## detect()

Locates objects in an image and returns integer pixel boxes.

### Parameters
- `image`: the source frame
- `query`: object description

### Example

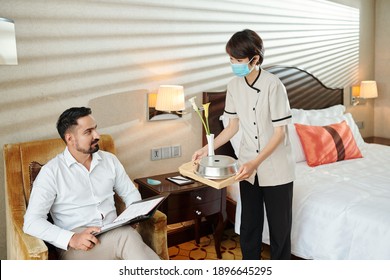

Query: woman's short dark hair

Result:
[225,29,264,66]
[56,107,92,142]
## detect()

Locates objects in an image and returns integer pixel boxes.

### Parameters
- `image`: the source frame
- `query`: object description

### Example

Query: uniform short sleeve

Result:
[269,79,292,127]
[223,87,238,119]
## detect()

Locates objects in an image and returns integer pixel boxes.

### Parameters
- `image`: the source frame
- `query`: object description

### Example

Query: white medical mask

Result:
[230,57,255,77]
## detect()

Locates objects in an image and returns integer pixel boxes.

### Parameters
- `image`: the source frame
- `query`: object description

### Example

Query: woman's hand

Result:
[68,227,100,251]
[235,160,258,181]
[234,126,286,181]
[192,147,208,162]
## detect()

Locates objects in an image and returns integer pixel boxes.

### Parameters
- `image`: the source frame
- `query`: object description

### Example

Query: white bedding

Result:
[227,143,390,259]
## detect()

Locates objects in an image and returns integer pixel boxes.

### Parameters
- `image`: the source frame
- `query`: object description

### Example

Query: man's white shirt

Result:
[23,147,141,250]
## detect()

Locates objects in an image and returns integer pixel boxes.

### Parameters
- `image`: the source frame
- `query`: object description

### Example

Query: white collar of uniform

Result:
[63,146,102,167]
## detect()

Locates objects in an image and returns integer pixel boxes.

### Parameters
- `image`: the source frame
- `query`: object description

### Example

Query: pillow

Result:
[343,113,365,149]
[289,111,310,162]
[302,104,346,118]
[29,161,44,191]
[308,113,365,150]
[291,108,310,124]
[287,123,306,162]
[291,107,348,163]
[294,121,362,167]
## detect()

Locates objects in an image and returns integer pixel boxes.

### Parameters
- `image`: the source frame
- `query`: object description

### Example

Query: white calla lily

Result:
[188,97,199,111]
[189,96,211,135]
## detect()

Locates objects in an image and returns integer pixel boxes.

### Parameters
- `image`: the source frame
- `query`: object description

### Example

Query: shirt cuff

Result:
[272,115,292,126]
[223,111,238,119]
[55,229,75,251]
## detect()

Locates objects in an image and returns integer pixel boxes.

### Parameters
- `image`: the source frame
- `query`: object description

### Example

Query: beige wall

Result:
[331,0,390,138]
[328,0,376,138]
[0,0,378,259]
[374,0,390,138]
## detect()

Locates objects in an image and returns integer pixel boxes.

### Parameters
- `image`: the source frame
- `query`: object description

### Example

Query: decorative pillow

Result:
[290,105,345,162]
[294,121,362,167]
[308,113,365,150]
[29,161,44,191]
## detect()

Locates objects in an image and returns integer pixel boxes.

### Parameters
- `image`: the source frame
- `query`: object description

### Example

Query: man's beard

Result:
[76,139,100,154]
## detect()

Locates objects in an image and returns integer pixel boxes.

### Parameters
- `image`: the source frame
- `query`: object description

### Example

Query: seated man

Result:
[23,107,159,260]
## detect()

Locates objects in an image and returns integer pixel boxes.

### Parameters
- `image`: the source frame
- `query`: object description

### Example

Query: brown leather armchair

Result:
[3,134,169,260]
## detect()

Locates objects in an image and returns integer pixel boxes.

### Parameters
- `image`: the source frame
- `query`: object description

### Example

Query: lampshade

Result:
[0,17,18,65]
[155,85,185,111]
[360,81,378,99]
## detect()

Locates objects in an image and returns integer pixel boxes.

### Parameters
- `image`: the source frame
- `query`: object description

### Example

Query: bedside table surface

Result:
[364,136,390,146]
[134,172,206,194]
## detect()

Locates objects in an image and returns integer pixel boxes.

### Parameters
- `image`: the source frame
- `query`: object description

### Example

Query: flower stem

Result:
[195,110,210,135]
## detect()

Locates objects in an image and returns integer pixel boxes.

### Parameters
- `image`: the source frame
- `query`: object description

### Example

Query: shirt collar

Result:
[245,68,261,92]
[63,146,102,167]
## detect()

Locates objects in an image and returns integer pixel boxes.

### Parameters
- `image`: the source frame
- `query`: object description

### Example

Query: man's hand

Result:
[68,227,101,251]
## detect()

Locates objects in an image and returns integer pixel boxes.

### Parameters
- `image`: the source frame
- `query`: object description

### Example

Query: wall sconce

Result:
[351,81,378,106]
[148,85,185,121]
[0,17,18,65]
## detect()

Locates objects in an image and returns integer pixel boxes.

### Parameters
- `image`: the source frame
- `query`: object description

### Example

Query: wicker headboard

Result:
[203,65,344,157]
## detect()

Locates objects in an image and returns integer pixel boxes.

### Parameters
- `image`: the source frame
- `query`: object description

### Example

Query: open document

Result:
[94,193,169,236]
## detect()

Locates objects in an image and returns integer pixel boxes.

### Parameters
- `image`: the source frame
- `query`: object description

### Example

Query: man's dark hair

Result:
[225,29,264,66]
[57,107,92,142]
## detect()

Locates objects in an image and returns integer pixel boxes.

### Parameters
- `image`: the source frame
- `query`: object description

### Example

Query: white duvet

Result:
[227,143,390,259]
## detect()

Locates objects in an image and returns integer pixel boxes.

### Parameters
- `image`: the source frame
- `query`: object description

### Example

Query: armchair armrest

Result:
[137,210,169,260]
[4,143,49,260]
[6,210,49,260]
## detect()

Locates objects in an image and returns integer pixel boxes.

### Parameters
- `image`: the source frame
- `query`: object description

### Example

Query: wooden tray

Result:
[178,161,237,189]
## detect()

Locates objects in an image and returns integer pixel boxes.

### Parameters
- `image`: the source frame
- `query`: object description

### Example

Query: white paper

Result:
[167,176,193,185]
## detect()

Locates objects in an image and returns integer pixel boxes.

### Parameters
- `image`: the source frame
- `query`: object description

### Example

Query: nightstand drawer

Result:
[191,188,221,204]
[167,199,221,222]
[167,188,221,210]
[193,199,221,217]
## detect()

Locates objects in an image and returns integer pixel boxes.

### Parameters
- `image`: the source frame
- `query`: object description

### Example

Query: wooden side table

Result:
[134,172,227,259]
[364,136,390,146]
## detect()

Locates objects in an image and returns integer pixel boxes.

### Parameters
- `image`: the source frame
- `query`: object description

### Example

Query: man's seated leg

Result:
[58,226,160,260]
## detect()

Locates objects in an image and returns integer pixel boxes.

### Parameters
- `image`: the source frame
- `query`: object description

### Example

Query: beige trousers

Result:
[58,226,160,260]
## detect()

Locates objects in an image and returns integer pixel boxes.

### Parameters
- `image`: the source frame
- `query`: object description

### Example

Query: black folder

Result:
[93,193,169,236]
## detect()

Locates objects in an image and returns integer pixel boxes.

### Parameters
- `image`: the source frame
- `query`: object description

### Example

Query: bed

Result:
[203,65,390,260]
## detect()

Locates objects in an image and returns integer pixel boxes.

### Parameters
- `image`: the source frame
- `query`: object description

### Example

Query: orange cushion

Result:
[294,121,362,167]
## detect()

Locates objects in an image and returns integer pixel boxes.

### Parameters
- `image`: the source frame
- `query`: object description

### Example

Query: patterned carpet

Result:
[168,227,271,260]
